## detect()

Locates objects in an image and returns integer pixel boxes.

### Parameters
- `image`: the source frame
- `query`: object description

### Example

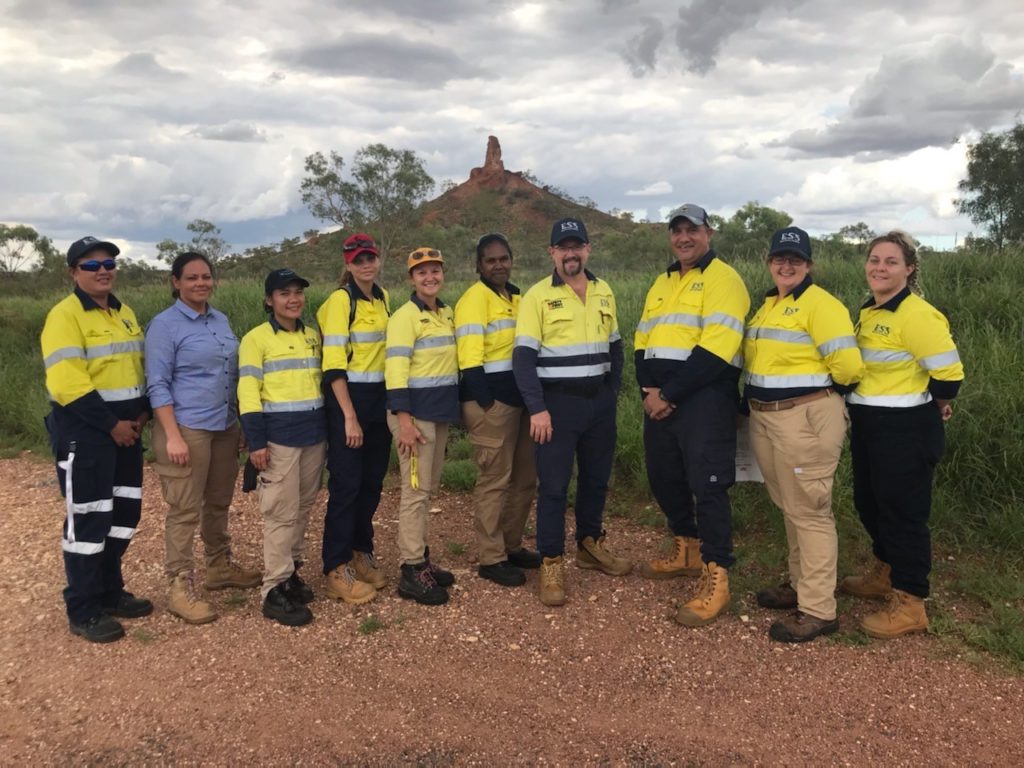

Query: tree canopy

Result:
[957,122,1024,250]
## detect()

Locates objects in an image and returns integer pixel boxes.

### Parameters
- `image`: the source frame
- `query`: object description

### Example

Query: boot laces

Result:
[657,537,684,566]
[417,566,439,588]
[360,552,380,570]
[339,565,357,585]
[542,559,564,587]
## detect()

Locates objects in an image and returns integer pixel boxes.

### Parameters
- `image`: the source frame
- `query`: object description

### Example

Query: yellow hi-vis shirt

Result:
[41,287,146,434]
[847,287,964,408]
[385,293,459,423]
[237,318,325,449]
[744,276,864,399]
[316,282,390,384]
[454,278,522,407]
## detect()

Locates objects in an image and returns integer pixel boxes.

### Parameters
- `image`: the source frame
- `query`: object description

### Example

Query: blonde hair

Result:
[866,230,922,295]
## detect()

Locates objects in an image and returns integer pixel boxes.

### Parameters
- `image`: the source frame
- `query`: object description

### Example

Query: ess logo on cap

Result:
[780,232,801,244]
[560,221,580,232]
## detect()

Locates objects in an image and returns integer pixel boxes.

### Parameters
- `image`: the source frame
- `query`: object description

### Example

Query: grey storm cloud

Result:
[276,34,484,86]
[189,122,268,143]
[111,52,184,79]
[623,17,664,77]
[775,35,1024,157]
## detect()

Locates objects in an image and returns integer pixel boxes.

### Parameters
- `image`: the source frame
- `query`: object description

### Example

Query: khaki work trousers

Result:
[462,400,536,566]
[152,421,241,580]
[748,393,847,620]
[258,441,326,598]
[387,414,448,565]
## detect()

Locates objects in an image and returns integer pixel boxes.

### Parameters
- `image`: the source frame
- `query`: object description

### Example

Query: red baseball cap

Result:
[342,233,379,264]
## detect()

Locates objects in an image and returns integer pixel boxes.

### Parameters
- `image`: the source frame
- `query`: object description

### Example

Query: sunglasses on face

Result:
[410,249,441,260]
[351,253,379,265]
[344,238,376,252]
[78,259,117,272]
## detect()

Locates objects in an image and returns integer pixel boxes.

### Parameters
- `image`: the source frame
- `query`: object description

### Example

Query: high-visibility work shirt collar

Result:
[349,281,386,303]
[550,268,598,287]
[862,286,911,312]
[765,273,814,301]
[268,315,306,334]
[666,249,716,276]
[74,285,122,312]
[480,276,521,298]
[410,292,447,312]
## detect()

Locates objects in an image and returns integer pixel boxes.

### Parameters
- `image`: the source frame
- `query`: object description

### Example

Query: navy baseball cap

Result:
[264,268,310,294]
[769,226,813,261]
[550,218,589,246]
[67,236,120,266]
[667,204,710,228]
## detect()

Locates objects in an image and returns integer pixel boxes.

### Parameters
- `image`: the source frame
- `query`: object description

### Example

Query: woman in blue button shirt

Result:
[145,252,261,625]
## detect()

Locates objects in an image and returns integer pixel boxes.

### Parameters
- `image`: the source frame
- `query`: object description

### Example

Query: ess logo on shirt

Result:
[691,282,703,291]
[783,307,800,316]
[600,298,610,308]
[873,324,891,336]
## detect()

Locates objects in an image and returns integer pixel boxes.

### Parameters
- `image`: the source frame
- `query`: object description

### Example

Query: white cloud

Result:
[625,181,674,197]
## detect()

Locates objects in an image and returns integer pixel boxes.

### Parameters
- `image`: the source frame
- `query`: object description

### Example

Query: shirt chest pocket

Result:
[544,307,577,341]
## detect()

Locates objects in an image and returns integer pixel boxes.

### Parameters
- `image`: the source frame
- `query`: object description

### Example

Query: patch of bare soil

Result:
[1,455,1021,766]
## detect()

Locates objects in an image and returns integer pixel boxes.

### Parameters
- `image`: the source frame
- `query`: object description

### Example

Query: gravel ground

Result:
[1,455,1022,766]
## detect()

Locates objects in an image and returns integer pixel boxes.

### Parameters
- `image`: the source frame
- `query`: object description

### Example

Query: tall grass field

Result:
[2,248,1022,660]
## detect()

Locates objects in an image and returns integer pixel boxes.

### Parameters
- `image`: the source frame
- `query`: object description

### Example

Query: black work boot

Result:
[69,614,125,643]
[106,591,154,618]
[398,563,449,605]
[423,546,455,587]
[507,548,542,569]
[283,563,314,604]
[478,561,526,587]
[756,582,798,610]
[262,583,313,626]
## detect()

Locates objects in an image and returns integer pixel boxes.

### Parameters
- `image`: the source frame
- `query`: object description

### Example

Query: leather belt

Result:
[749,388,835,412]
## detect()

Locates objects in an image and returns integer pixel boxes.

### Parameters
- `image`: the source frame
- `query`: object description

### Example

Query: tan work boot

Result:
[674,561,730,627]
[576,535,633,576]
[167,573,217,625]
[538,556,567,606]
[205,554,261,590]
[861,589,929,639]
[639,536,702,579]
[840,558,892,600]
[325,564,378,605]
[352,550,387,589]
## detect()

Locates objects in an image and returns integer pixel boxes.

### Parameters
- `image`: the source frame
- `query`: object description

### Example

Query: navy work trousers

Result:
[535,385,616,558]
[849,403,944,598]
[55,437,143,625]
[322,393,392,573]
[643,385,736,568]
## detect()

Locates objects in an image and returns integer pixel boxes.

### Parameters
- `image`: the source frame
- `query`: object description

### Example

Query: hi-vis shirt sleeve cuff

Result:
[928,377,961,400]
[323,369,349,386]
[386,388,412,413]
[512,346,546,415]
[240,413,267,451]
[64,390,120,434]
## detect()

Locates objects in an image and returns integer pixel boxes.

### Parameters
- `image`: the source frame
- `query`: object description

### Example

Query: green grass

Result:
[357,615,386,635]
[445,541,466,556]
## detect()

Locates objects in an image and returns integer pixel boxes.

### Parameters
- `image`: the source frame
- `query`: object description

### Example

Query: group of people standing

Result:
[40,205,963,645]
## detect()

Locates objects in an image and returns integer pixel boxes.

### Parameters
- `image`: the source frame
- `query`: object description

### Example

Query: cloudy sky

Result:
[2,0,1023,259]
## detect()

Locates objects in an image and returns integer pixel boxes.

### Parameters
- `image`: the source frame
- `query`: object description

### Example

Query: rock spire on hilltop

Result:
[470,135,506,180]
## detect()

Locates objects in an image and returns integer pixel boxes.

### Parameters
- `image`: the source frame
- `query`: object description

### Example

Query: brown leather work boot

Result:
[576,534,633,576]
[639,536,702,580]
[538,556,567,606]
[352,550,387,589]
[769,611,839,643]
[839,558,892,600]
[205,554,261,590]
[674,561,730,627]
[756,582,798,609]
[324,564,378,605]
[861,589,929,639]
[167,573,217,625]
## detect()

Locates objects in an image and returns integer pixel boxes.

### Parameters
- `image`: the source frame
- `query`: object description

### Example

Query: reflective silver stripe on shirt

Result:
[920,350,962,370]
[514,334,541,351]
[456,324,485,338]
[386,346,413,358]
[537,363,610,379]
[414,336,456,350]
[44,346,85,369]
[485,318,516,333]
[538,341,609,358]
[263,397,324,412]
[85,340,144,359]
[97,386,144,402]
[705,312,744,334]
[745,373,832,388]
[347,371,385,383]
[644,346,693,361]
[861,349,914,363]
[239,365,264,379]
[731,353,744,368]
[483,359,513,373]
[846,392,932,407]
[746,327,813,345]
[350,331,385,343]
[609,331,621,343]
[408,375,459,388]
[264,357,319,373]
[322,334,349,347]
[817,336,858,356]
[646,313,702,332]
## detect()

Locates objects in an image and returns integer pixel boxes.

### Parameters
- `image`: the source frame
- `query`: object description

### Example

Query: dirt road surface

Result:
[1,456,1021,766]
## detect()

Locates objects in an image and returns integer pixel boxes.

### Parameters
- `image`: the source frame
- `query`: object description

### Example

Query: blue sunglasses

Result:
[78,259,117,272]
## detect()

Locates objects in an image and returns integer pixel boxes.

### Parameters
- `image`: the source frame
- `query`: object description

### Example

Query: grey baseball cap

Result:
[667,204,710,228]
